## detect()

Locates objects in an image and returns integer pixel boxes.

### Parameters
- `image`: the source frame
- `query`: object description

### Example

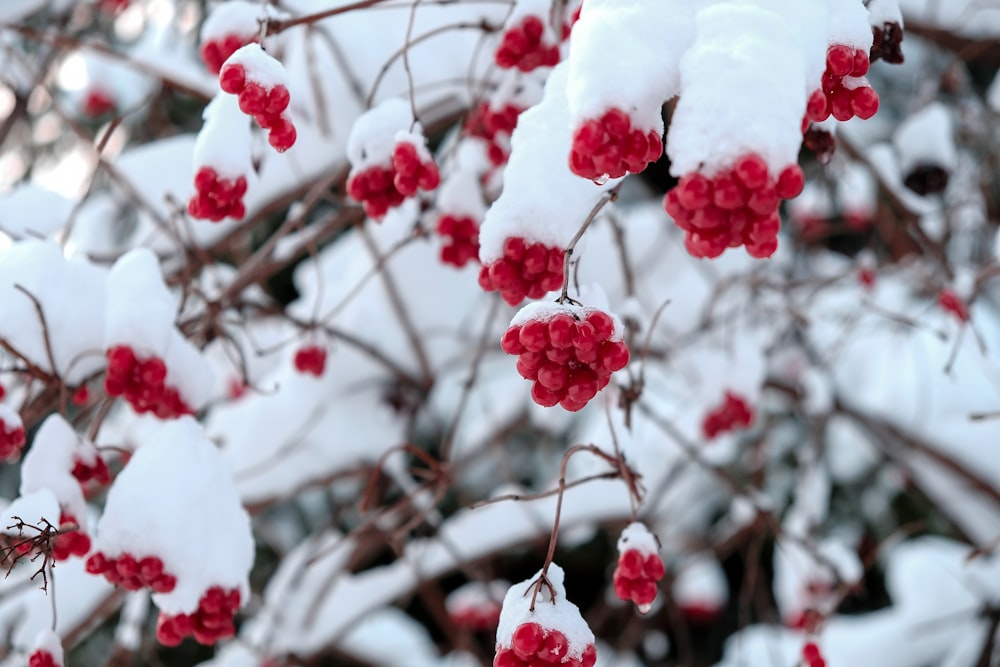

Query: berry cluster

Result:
[501,308,629,412]
[85,550,177,592]
[201,34,255,75]
[437,215,480,268]
[220,62,297,152]
[71,385,90,406]
[293,345,327,377]
[391,140,441,197]
[569,109,662,181]
[802,642,827,667]
[82,90,115,118]
[187,167,248,222]
[495,16,560,72]
[938,288,969,322]
[494,622,597,667]
[0,417,26,460]
[346,164,405,219]
[664,154,804,259]
[478,237,565,305]
[802,125,836,163]
[156,586,241,646]
[870,22,904,64]
[104,345,193,419]
[52,514,91,561]
[701,391,754,440]
[449,600,501,633]
[72,455,111,487]
[805,45,879,124]
[465,101,523,166]
[613,547,665,611]
[28,651,59,667]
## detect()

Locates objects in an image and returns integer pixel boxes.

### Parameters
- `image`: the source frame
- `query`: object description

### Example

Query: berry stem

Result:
[557,187,620,305]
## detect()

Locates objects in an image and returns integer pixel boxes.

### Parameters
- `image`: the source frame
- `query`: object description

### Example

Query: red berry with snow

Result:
[156,586,241,646]
[802,641,827,667]
[495,15,560,72]
[665,154,802,259]
[104,345,193,419]
[218,55,297,153]
[612,523,664,612]
[437,214,480,268]
[0,415,26,460]
[502,306,628,412]
[85,549,177,593]
[293,345,327,377]
[51,513,91,562]
[569,109,662,180]
[446,581,506,632]
[187,167,248,222]
[72,454,111,486]
[478,237,565,306]
[939,288,969,322]
[347,164,407,220]
[701,391,754,440]
[28,650,59,667]
[806,45,879,124]
[201,34,255,75]
[391,140,441,197]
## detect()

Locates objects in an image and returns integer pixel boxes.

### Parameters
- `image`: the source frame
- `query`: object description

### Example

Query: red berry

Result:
[511,622,544,659]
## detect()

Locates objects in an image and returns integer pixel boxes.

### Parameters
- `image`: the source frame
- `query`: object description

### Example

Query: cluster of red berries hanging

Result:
[26,633,64,667]
[220,44,297,152]
[495,14,561,72]
[437,214,481,268]
[51,513,92,561]
[347,135,440,219]
[938,288,969,323]
[28,651,61,667]
[479,237,565,306]
[104,345,193,419]
[805,44,879,124]
[612,523,665,613]
[293,343,327,377]
[501,303,629,412]
[494,564,597,667]
[188,167,248,222]
[156,586,241,646]
[701,390,754,440]
[465,101,524,166]
[86,551,178,593]
[569,108,663,181]
[802,641,828,667]
[199,0,261,75]
[665,154,804,259]
[0,407,26,460]
[446,581,507,633]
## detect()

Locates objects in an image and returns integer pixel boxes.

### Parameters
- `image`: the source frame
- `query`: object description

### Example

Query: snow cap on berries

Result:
[19,415,89,530]
[510,301,625,342]
[616,522,658,556]
[893,103,956,175]
[91,417,254,616]
[496,563,595,660]
[29,629,65,667]
[222,43,290,91]
[437,167,487,221]
[2,488,60,537]
[200,1,261,46]
[347,98,414,170]
[193,93,254,182]
[672,553,729,619]
[828,0,875,51]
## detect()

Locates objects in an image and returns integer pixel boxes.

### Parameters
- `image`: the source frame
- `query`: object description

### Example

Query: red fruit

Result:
[293,345,327,377]
[511,622,545,659]
[480,239,564,306]
[939,289,969,322]
[219,63,246,94]
[775,165,804,199]
[436,214,480,268]
[826,45,854,77]
[82,89,115,118]
[537,630,569,663]
[849,86,879,120]
[617,549,644,579]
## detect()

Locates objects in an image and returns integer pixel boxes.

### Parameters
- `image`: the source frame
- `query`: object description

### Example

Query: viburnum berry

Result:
[51,513,92,561]
[293,345,327,377]
[82,89,115,118]
[0,412,27,460]
[187,166,248,222]
[569,108,662,181]
[465,101,524,167]
[495,15,560,72]
[437,214,480,268]
[478,237,565,305]
[85,550,178,593]
[870,21,904,64]
[391,139,441,197]
[347,164,404,219]
[502,304,629,412]
[803,125,836,163]
[28,650,59,667]
[665,154,803,259]
[201,34,256,75]
[702,391,754,440]
[802,641,827,667]
[612,523,665,613]
[71,385,90,406]
[104,345,193,419]
[806,45,879,124]
[72,454,112,487]
[938,288,969,322]
[446,581,506,632]
[219,49,297,153]
[156,586,241,646]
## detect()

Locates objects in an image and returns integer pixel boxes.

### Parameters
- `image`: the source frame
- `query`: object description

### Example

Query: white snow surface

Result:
[0,185,73,240]
[31,629,64,666]
[347,98,414,170]
[436,168,486,220]
[898,0,1000,38]
[616,522,658,556]
[0,404,21,435]
[223,43,289,90]
[510,300,626,341]
[193,93,254,181]
[200,1,263,42]
[672,553,728,610]
[666,2,810,177]
[19,415,90,529]
[893,102,956,172]
[867,0,903,26]
[495,563,595,660]
[92,417,254,616]
[479,63,621,263]
[2,489,59,537]
[827,0,875,50]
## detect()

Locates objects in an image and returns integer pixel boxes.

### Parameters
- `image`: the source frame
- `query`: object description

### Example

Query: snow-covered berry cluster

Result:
[870,23,904,64]
[51,513,91,561]
[104,345,193,419]
[612,523,665,613]
[0,408,26,460]
[85,551,178,593]
[465,101,523,166]
[701,391,754,440]
[494,565,596,667]
[293,344,327,377]
[390,139,441,197]
[188,167,248,222]
[437,215,480,268]
[802,641,828,667]
[446,581,506,632]
[201,34,256,75]
[495,15,560,72]
[938,288,969,322]
[346,164,405,219]
[805,45,879,124]
[156,586,241,646]
[664,154,804,259]
[478,237,565,306]
[199,1,263,74]
[569,109,662,181]
[220,48,296,152]
[28,651,60,667]
[501,303,629,412]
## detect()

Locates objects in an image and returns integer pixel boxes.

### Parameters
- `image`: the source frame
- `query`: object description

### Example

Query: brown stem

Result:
[558,188,619,304]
